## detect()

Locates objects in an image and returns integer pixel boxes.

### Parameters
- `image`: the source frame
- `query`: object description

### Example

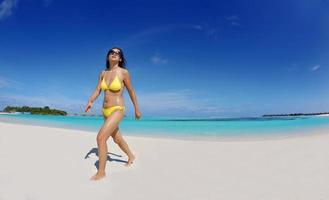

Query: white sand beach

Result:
[0,121,329,200]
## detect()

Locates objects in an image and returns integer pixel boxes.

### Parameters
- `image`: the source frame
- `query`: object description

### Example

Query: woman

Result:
[84,47,141,181]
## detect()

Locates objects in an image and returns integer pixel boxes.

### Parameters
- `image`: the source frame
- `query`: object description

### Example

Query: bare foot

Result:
[90,172,106,181]
[125,154,135,167]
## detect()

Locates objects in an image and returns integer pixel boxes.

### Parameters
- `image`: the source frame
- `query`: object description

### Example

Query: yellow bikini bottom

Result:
[102,106,125,118]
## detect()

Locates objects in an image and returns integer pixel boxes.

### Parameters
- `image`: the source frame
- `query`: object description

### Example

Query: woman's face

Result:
[108,48,121,62]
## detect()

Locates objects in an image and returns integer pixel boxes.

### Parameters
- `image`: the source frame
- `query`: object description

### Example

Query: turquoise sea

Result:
[0,114,329,138]
[1,113,329,139]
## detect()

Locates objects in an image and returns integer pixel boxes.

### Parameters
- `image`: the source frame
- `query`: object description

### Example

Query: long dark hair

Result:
[105,47,127,70]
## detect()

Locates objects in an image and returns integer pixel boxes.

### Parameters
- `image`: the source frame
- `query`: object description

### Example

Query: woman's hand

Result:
[85,101,93,113]
[135,109,141,120]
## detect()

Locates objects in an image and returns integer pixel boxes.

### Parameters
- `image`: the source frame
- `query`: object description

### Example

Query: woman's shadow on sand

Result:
[84,148,128,169]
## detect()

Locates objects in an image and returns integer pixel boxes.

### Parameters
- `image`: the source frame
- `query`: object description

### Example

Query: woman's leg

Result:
[90,109,125,180]
[112,129,135,166]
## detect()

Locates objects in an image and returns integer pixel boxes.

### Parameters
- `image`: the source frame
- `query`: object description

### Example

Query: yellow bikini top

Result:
[100,73,123,92]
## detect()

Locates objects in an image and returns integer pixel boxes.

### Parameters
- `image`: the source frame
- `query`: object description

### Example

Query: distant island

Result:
[263,112,329,117]
[2,106,67,116]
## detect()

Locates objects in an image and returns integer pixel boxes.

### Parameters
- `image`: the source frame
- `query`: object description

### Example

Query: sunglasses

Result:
[109,50,121,56]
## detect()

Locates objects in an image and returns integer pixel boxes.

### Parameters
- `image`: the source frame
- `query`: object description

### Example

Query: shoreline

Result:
[0,120,328,142]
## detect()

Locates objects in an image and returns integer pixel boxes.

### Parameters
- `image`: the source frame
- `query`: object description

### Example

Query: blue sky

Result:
[0,0,329,118]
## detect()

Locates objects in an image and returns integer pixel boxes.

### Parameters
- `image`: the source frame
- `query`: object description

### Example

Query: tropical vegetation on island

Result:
[263,112,329,117]
[2,106,67,116]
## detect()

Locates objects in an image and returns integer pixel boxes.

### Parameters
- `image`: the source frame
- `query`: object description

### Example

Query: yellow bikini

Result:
[102,105,125,118]
[100,74,122,92]
[101,72,125,118]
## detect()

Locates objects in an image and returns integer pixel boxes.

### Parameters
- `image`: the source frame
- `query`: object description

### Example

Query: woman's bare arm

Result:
[88,70,104,103]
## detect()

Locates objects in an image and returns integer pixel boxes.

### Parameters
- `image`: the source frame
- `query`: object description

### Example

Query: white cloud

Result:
[225,15,241,27]
[0,0,53,21]
[119,24,203,48]
[0,78,10,88]
[0,76,23,89]
[205,27,220,39]
[136,90,225,116]
[133,24,203,37]
[150,54,168,64]
[226,15,240,21]
[199,15,241,40]
[311,65,320,71]
[0,0,18,20]
[231,21,241,26]
[193,25,203,30]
